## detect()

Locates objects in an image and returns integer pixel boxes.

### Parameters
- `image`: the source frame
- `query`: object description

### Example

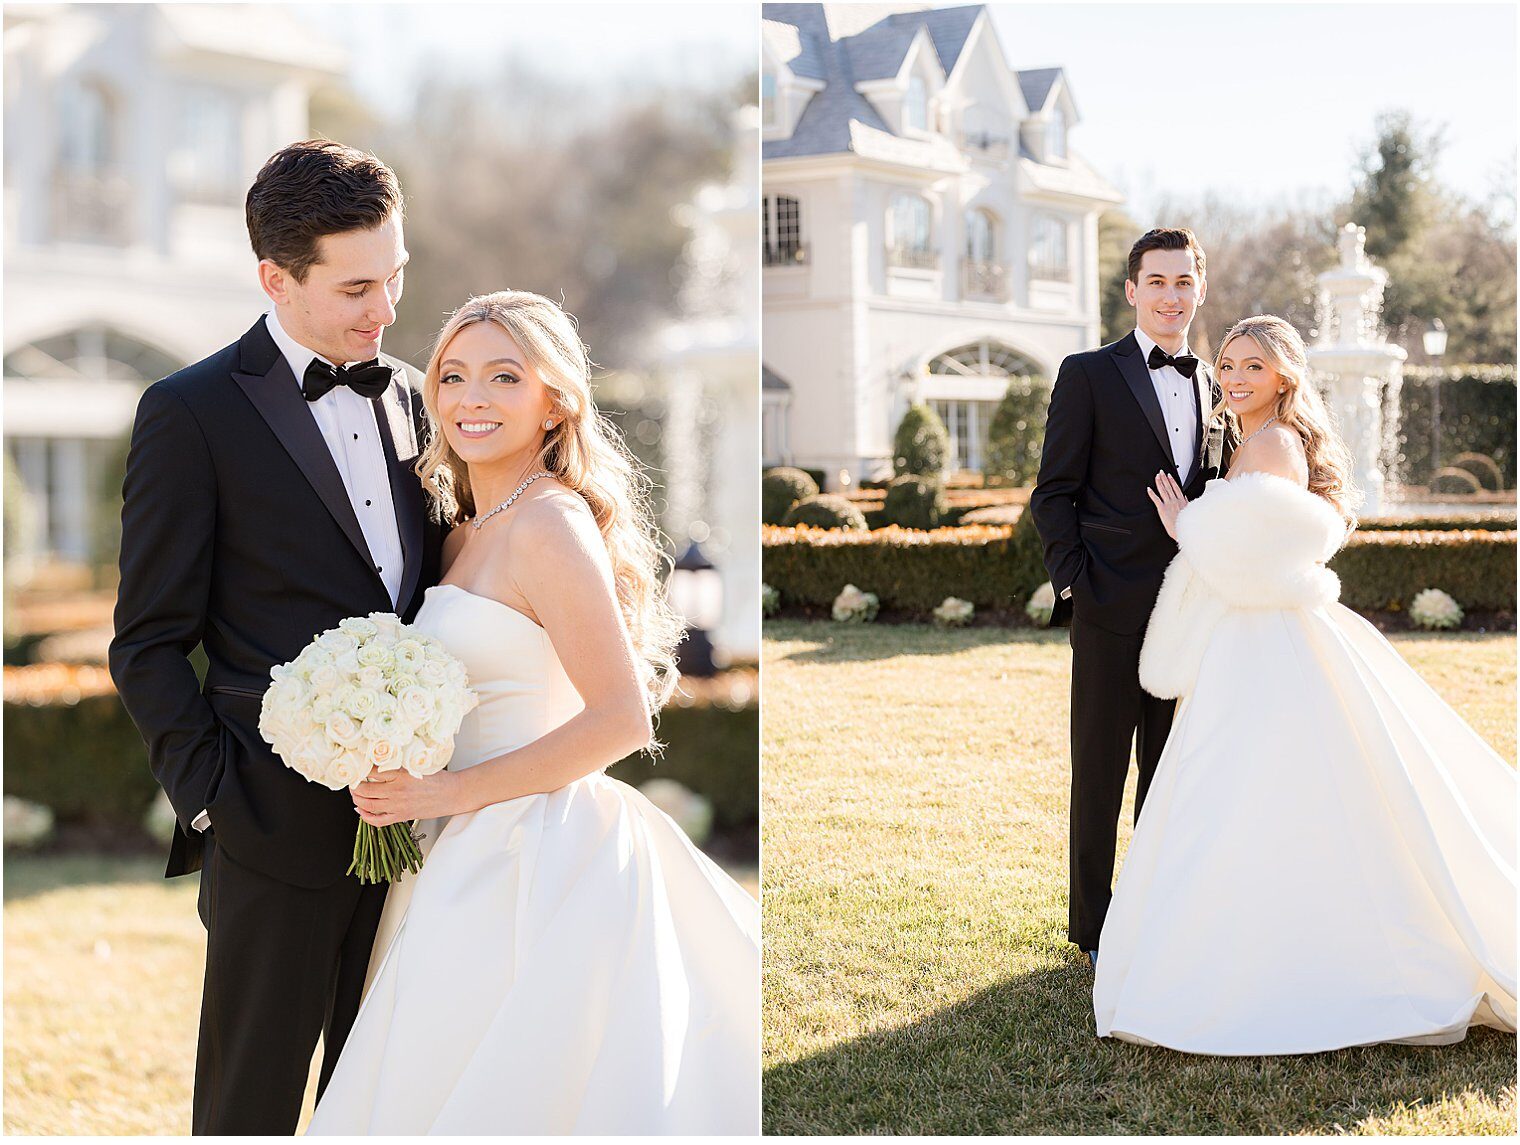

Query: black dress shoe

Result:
[1086,950,1098,970]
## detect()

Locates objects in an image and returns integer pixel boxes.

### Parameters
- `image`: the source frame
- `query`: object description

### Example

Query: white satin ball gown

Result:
[307,584,760,1133]
[1093,472,1516,1055]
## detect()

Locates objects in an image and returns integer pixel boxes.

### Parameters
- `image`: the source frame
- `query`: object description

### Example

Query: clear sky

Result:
[293,3,757,119]
[987,2,1517,218]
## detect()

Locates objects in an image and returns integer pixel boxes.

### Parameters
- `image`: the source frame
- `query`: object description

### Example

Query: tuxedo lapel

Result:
[1111,333,1174,468]
[372,379,426,613]
[229,321,379,576]
[1196,363,1226,479]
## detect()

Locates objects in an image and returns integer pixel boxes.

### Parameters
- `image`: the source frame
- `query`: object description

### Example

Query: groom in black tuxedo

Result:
[1030,228,1228,962]
[109,140,442,1133]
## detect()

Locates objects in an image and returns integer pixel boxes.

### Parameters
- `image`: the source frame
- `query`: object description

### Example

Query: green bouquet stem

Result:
[348,820,426,884]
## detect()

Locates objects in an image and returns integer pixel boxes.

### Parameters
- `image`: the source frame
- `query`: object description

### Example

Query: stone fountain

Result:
[1307,223,1407,516]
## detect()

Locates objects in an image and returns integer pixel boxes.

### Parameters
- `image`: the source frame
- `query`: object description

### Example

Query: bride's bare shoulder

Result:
[1231,424,1308,486]
[506,483,609,574]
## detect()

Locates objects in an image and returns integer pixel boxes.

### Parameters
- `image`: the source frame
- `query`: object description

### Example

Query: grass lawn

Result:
[4,852,757,1135]
[762,620,1517,1135]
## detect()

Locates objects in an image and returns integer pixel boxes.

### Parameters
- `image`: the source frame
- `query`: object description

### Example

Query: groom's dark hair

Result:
[1126,228,1207,284]
[246,139,404,283]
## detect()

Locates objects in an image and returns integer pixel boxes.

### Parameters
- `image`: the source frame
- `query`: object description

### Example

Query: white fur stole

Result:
[1139,473,1346,699]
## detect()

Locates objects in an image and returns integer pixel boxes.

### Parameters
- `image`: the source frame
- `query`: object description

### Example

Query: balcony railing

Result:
[1029,262,1073,283]
[764,241,810,267]
[886,244,939,271]
[51,169,133,246]
[959,130,1011,159]
[963,260,1008,300]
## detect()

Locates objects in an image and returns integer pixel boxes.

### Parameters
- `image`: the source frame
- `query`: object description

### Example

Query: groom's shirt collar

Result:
[1133,326,1193,364]
[264,310,354,391]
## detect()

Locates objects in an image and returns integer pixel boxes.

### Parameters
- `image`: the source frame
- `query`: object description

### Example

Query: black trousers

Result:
[193,834,387,1135]
[1067,613,1175,952]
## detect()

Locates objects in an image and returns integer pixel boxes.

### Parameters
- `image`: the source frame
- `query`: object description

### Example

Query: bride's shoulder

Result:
[1230,425,1308,486]
[506,482,608,571]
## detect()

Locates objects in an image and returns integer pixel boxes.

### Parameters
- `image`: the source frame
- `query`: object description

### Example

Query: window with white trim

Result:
[888,193,934,268]
[904,75,928,133]
[1030,213,1070,281]
[762,194,804,265]
[1048,109,1067,159]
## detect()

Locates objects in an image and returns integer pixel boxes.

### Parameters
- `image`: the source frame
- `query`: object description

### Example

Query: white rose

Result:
[331,750,371,789]
[290,732,342,789]
[324,711,363,749]
[356,666,387,692]
[334,649,363,677]
[310,693,336,724]
[356,643,395,672]
[393,639,426,671]
[346,687,381,721]
[403,738,451,777]
[308,662,342,692]
[339,616,380,640]
[416,659,447,687]
[315,630,361,656]
[397,685,436,727]
[367,612,404,640]
[367,737,401,770]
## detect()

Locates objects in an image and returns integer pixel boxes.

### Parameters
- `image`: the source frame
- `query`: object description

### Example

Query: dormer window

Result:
[904,75,928,133]
[1048,109,1067,159]
[762,73,778,129]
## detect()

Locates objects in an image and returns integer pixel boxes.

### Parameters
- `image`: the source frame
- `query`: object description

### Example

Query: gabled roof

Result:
[762,3,968,170]
[762,365,792,391]
[762,18,826,81]
[909,6,982,78]
[1016,67,1063,115]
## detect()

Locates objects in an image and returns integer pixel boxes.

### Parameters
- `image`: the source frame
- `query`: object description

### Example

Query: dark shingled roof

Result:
[1017,67,1062,113]
[762,3,896,160]
[904,5,981,77]
[843,18,926,83]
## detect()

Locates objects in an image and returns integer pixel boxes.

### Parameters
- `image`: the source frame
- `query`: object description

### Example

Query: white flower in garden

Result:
[1026,581,1056,627]
[933,596,974,627]
[761,583,780,617]
[1409,588,1463,630]
[832,583,879,623]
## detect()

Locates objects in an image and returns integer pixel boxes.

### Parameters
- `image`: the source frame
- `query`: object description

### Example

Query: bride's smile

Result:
[434,321,557,476]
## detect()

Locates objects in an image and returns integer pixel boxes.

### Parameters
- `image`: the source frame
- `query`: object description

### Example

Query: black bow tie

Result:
[301,358,393,402]
[1147,345,1199,378]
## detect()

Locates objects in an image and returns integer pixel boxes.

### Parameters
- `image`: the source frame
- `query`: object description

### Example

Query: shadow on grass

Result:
[765,619,1067,667]
[764,959,1516,1135]
[3,853,173,903]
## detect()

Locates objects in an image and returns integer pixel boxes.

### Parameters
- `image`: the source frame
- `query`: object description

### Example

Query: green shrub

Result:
[782,494,868,531]
[1389,367,1515,488]
[1357,512,1515,532]
[4,678,759,832]
[1331,530,1516,612]
[881,475,948,530]
[892,402,949,477]
[984,375,1051,485]
[762,522,1515,616]
[762,467,820,525]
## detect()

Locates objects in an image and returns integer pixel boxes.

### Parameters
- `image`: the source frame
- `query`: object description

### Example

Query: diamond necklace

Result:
[1236,414,1281,452]
[470,470,553,531]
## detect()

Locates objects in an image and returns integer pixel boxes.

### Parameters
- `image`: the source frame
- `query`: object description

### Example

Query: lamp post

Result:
[1422,319,1448,482]
[669,540,722,676]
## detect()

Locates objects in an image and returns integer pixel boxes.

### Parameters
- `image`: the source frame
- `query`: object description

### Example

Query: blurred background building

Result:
[4,3,343,570]
[761,2,1121,485]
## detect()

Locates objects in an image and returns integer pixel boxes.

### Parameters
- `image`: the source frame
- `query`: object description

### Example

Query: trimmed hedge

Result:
[985,375,1051,486]
[4,670,758,832]
[881,475,948,530]
[892,402,949,477]
[763,519,1515,615]
[783,494,867,530]
[1392,367,1515,488]
[1357,512,1515,532]
[762,467,819,525]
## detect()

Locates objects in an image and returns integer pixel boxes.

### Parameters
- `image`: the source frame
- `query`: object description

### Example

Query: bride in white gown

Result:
[1093,315,1516,1055]
[307,291,759,1133]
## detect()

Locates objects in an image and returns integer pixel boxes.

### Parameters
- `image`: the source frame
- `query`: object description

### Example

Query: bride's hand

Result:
[352,766,462,825]
[1146,471,1188,541]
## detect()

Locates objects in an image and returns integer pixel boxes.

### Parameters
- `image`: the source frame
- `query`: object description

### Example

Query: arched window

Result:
[927,341,1042,470]
[762,194,804,265]
[904,75,928,133]
[888,193,934,269]
[1030,213,1070,281]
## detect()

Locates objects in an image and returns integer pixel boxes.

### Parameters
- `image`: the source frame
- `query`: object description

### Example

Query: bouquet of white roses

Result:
[258,612,478,883]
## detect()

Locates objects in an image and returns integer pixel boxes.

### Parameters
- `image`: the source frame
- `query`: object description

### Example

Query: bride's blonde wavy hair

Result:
[415,291,682,712]
[1212,314,1358,524]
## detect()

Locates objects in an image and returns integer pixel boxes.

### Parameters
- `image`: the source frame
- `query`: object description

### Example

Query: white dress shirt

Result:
[1133,326,1199,481]
[194,313,404,834]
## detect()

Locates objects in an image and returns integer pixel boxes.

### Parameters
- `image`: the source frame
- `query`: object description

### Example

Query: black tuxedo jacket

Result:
[110,318,444,888]
[1031,332,1228,635]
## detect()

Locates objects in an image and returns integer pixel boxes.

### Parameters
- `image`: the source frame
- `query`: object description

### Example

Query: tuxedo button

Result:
[365,499,372,506]
[353,433,359,440]
[376,565,382,573]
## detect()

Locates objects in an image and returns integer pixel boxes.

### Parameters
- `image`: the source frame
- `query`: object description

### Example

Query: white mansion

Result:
[761,2,1122,485]
[3,3,342,571]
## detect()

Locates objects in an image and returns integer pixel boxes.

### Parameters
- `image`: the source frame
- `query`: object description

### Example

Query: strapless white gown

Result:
[307,585,760,1134]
